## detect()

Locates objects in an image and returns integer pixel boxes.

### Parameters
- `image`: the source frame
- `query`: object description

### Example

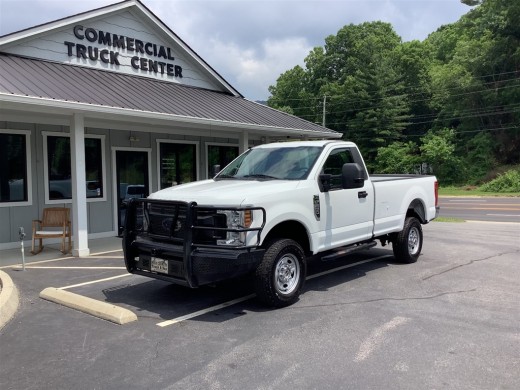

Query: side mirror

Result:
[319,174,332,192]
[342,163,365,189]
[212,164,221,178]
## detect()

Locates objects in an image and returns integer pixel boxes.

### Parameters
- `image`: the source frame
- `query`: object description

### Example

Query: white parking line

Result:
[157,254,393,327]
[90,249,123,256]
[486,214,520,217]
[0,253,123,270]
[0,256,75,269]
[446,199,484,202]
[59,274,132,290]
[157,294,257,327]
[355,316,410,362]
[17,266,126,270]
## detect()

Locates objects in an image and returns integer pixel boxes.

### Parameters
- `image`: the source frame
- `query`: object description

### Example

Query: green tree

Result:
[269,22,412,164]
[267,0,520,184]
[374,142,420,174]
[268,66,318,121]
[420,128,463,184]
[427,0,520,166]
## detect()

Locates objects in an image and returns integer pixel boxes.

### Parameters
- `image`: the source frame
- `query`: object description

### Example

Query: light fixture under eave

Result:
[129,136,140,142]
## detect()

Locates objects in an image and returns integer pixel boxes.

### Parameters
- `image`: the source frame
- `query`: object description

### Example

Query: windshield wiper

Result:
[215,174,237,180]
[242,174,279,180]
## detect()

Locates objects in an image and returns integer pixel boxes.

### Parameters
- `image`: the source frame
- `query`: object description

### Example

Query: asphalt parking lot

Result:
[1,221,519,390]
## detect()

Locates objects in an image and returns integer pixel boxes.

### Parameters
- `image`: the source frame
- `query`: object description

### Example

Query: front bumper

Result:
[123,198,266,287]
[124,237,265,287]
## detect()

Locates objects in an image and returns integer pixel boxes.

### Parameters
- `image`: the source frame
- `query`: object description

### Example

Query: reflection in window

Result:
[0,133,28,203]
[85,138,103,198]
[322,149,355,190]
[47,136,103,200]
[207,145,238,178]
[159,143,196,189]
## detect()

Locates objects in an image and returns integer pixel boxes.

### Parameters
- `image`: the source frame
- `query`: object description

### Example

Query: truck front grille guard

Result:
[124,199,266,287]
[192,206,266,249]
[127,199,266,250]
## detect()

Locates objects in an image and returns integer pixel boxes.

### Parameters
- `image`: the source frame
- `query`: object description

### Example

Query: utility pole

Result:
[322,95,326,127]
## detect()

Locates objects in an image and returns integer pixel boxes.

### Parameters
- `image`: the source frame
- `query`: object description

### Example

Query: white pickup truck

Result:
[123,140,439,307]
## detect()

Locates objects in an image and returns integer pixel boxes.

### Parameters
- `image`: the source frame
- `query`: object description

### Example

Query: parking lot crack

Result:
[147,341,160,373]
[422,249,520,281]
[294,288,477,309]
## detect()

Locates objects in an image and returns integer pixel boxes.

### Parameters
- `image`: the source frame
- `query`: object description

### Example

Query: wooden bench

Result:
[31,207,72,255]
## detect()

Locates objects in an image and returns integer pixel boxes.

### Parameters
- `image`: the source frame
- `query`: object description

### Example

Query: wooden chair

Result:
[31,207,72,255]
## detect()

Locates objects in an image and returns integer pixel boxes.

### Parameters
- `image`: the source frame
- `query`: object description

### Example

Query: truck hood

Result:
[148,179,301,206]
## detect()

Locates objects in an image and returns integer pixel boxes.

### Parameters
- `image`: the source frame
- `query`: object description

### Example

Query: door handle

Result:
[358,191,368,199]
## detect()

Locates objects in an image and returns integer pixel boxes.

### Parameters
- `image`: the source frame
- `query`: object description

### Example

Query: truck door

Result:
[316,147,374,250]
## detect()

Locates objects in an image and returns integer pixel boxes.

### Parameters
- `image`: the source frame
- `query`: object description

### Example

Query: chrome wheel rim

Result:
[274,253,300,295]
[408,227,420,255]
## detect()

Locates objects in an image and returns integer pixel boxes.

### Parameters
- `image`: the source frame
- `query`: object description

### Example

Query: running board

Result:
[321,241,377,262]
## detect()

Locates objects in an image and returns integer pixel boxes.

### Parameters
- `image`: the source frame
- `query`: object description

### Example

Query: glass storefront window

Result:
[207,144,239,178]
[159,142,196,189]
[0,132,28,203]
[85,138,103,198]
[46,135,103,200]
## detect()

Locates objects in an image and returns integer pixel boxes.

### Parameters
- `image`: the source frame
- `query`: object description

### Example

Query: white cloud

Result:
[0,0,474,99]
[203,37,312,100]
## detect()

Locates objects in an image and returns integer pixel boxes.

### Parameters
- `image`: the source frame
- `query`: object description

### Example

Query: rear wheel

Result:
[392,217,423,263]
[255,239,306,307]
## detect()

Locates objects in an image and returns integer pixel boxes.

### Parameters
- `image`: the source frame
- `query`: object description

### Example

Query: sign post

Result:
[18,227,26,271]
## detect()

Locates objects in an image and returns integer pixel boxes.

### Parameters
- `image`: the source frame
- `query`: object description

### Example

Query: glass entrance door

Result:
[116,150,149,236]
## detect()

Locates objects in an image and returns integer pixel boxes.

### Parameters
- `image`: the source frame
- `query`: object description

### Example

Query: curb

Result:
[40,287,137,325]
[0,270,20,330]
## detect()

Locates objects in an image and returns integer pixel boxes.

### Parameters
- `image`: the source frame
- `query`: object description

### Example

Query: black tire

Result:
[392,217,423,264]
[255,239,306,307]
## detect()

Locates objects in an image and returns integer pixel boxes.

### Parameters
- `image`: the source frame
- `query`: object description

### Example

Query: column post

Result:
[70,113,90,257]
[239,131,249,153]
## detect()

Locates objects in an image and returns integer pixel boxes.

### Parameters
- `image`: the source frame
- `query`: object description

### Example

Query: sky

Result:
[0,0,474,100]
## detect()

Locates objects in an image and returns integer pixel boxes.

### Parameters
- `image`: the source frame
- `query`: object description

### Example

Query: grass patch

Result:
[433,216,465,223]
[439,186,519,197]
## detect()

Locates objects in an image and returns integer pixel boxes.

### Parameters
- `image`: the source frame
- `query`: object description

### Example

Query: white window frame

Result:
[43,131,107,205]
[156,139,199,188]
[0,129,32,207]
[204,142,239,179]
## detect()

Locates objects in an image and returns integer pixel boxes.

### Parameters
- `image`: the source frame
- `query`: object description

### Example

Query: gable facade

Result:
[0,0,339,254]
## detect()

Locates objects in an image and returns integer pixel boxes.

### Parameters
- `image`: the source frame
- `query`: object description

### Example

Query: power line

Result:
[292,83,520,120]
[346,125,520,141]
[268,70,520,105]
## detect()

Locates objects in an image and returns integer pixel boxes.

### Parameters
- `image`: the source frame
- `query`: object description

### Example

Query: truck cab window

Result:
[322,149,355,190]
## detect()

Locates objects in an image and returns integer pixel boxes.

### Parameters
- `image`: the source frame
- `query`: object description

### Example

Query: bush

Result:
[374,142,420,173]
[479,169,520,193]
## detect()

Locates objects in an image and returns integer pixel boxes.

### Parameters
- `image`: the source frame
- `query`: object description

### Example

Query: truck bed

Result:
[371,174,437,238]
[370,174,428,182]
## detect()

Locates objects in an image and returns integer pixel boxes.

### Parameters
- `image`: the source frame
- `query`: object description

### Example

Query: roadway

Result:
[439,196,520,223]
[1,221,519,389]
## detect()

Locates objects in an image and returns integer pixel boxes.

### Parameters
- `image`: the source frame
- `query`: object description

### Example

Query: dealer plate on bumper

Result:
[151,257,168,274]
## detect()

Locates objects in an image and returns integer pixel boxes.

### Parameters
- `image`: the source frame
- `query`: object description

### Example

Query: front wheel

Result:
[392,217,423,263]
[255,239,306,307]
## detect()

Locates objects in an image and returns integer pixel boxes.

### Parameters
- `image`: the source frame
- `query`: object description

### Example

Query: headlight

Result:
[216,209,253,246]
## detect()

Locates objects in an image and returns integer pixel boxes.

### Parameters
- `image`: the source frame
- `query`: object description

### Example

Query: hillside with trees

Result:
[267,0,519,189]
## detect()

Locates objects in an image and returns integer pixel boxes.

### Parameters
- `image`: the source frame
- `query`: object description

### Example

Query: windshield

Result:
[216,146,322,180]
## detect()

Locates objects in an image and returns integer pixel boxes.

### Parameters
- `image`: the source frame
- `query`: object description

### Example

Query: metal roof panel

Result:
[0,53,339,136]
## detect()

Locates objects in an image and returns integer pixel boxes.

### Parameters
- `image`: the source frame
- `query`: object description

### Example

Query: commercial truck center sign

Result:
[64,25,183,78]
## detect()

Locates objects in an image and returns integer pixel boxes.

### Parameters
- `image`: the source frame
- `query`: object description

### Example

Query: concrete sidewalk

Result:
[0,236,123,269]
[0,236,124,329]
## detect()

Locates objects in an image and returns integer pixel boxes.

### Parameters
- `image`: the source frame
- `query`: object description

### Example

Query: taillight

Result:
[434,181,439,207]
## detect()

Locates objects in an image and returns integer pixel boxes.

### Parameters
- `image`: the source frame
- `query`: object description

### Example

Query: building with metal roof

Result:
[0,0,340,254]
